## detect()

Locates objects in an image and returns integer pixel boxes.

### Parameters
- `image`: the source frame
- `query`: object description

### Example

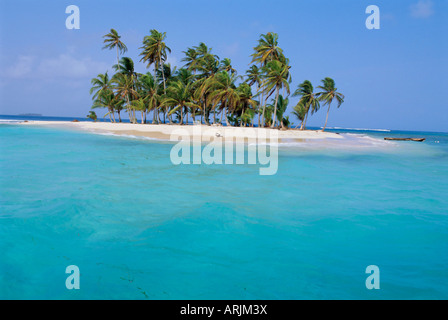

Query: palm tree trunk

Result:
[261,95,268,128]
[118,110,122,122]
[322,104,331,131]
[166,107,173,124]
[256,84,261,127]
[141,111,144,124]
[112,111,116,123]
[116,46,120,71]
[302,112,309,130]
[159,57,167,94]
[271,87,280,128]
[179,106,184,125]
[153,67,159,124]
[125,96,132,123]
[225,106,230,127]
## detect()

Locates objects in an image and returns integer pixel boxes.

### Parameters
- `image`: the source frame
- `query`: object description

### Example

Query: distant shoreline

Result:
[18,113,42,117]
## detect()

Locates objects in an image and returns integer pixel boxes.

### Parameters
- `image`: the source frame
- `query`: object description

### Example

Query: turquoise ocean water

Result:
[1,119,447,299]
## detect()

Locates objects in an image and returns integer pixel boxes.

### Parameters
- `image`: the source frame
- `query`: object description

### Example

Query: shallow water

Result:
[1,123,447,299]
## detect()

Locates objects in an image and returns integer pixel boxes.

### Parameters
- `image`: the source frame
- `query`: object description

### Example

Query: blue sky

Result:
[0,0,447,131]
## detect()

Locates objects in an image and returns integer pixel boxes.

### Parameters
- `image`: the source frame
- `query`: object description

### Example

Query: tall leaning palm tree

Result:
[293,80,320,130]
[102,29,128,68]
[140,29,171,123]
[274,94,289,129]
[292,101,307,129]
[261,60,291,128]
[140,29,171,93]
[316,77,345,131]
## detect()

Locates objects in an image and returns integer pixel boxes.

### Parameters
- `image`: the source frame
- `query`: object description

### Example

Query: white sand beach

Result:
[19,120,345,142]
[18,120,402,152]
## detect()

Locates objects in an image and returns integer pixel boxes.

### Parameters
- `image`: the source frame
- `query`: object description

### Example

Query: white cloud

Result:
[1,53,110,80]
[5,56,35,78]
[37,54,109,78]
[410,0,434,18]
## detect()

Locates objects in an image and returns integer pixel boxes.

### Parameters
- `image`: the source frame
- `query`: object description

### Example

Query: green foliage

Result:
[87,111,97,121]
[90,29,344,128]
[103,29,128,54]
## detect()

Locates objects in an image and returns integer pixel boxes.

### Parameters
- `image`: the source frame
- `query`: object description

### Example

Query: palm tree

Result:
[87,111,98,122]
[292,101,307,129]
[92,89,119,122]
[274,94,289,129]
[115,99,125,123]
[220,58,237,75]
[181,47,199,71]
[251,32,286,127]
[140,30,171,123]
[173,68,194,85]
[130,98,148,124]
[157,63,175,86]
[293,80,320,130]
[207,71,241,126]
[261,60,291,128]
[139,72,161,124]
[90,72,112,101]
[316,77,345,131]
[102,29,128,68]
[140,29,171,93]
[250,32,283,66]
[113,57,136,78]
[191,49,221,125]
[161,81,196,125]
[245,65,262,126]
[112,73,137,123]
[236,82,257,127]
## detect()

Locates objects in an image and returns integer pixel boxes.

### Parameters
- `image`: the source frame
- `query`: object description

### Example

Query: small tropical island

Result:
[21,28,354,143]
[88,29,345,133]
